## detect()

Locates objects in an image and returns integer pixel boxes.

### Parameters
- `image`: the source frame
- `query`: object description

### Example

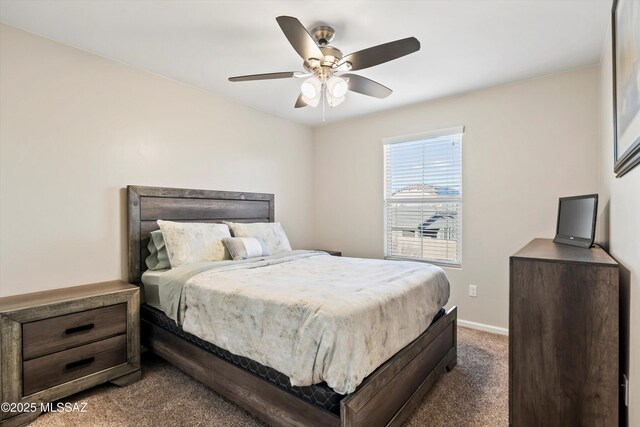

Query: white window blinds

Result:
[383,127,463,267]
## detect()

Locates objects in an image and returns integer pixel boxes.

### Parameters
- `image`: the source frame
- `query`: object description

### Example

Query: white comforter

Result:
[172,252,449,394]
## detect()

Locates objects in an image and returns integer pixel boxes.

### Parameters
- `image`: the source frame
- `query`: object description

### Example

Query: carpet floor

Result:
[30,327,508,426]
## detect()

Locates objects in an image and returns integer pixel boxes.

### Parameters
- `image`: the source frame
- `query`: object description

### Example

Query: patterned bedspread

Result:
[158,251,449,394]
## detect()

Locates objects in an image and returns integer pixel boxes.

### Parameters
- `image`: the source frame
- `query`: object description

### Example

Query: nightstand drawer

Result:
[22,303,127,360]
[23,334,127,396]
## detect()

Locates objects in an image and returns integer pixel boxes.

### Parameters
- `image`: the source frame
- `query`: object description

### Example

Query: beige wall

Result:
[313,66,601,330]
[598,27,639,425]
[0,25,315,297]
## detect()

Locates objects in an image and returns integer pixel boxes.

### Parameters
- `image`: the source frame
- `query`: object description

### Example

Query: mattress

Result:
[140,269,169,309]
[141,303,446,415]
[154,251,450,394]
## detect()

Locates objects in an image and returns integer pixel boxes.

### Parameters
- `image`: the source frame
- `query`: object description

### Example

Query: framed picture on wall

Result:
[612,0,640,177]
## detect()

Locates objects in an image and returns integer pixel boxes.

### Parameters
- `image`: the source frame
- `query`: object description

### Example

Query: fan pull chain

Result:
[322,81,326,125]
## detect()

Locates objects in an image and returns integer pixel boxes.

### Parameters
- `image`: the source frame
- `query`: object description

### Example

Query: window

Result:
[383,127,463,267]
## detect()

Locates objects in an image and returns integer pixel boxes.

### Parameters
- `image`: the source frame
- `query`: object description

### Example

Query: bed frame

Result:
[127,185,457,427]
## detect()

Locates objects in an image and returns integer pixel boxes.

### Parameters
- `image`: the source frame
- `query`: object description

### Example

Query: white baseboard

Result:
[458,319,509,336]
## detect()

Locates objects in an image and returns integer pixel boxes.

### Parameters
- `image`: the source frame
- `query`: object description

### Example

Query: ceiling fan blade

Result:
[228,72,298,82]
[295,94,307,108]
[342,74,392,98]
[338,37,420,71]
[276,16,325,61]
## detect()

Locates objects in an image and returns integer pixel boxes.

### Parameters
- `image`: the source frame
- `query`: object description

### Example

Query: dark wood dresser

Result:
[0,280,140,426]
[509,239,619,426]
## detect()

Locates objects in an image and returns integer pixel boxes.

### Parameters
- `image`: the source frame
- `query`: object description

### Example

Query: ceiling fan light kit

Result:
[300,77,322,107]
[327,76,348,98]
[228,16,421,122]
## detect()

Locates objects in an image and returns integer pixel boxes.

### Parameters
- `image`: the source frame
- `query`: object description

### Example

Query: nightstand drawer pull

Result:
[65,357,95,370]
[65,323,95,334]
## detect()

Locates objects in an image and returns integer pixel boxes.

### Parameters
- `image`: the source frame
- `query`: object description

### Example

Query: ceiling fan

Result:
[228,16,420,116]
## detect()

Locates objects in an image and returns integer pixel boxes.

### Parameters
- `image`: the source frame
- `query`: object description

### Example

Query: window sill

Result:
[384,256,462,270]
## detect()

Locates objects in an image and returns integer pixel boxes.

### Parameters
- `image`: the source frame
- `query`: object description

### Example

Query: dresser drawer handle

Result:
[65,357,95,370]
[65,323,94,334]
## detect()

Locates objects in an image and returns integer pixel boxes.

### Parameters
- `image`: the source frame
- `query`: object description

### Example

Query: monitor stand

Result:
[553,235,593,248]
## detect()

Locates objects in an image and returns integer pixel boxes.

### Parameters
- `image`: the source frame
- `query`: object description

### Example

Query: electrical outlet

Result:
[469,285,478,297]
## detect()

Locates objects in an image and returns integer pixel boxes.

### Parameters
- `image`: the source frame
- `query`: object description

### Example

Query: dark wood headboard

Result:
[127,185,274,284]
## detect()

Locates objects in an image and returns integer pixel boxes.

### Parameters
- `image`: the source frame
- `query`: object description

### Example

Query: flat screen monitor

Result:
[553,194,598,248]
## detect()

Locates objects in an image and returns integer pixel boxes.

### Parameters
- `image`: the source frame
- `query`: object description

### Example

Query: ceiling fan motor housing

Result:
[302,25,348,79]
[304,39,345,80]
[305,46,343,69]
[311,25,335,46]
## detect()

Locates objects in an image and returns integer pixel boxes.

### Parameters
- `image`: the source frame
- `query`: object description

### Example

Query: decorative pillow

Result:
[157,220,231,267]
[145,230,171,270]
[222,237,271,261]
[224,222,292,254]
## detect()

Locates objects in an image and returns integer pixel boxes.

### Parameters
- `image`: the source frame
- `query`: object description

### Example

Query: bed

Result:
[128,185,457,427]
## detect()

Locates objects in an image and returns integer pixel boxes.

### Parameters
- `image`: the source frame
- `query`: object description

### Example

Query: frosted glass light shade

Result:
[326,76,347,107]
[327,76,348,98]
[300,77,321,107]
[328,94,345,107]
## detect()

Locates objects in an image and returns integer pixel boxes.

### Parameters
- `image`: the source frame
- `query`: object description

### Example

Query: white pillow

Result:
[222,237,271,260]
[225,222,292,254]
[157,220,231,267]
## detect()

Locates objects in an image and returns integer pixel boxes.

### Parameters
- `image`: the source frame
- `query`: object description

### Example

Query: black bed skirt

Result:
[140,304,446,415]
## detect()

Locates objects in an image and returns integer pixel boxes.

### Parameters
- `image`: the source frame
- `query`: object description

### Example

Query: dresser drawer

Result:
[22,303,127,360]
[23,334,127,396]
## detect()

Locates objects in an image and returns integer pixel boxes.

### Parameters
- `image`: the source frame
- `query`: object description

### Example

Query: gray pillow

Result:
[222,237,271,260]
[145,230,171,270]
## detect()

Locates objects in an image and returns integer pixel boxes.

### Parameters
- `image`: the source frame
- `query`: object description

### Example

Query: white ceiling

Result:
[0,0,612,126]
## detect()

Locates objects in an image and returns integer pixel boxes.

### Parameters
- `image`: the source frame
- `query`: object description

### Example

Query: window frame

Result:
[382,126,464,268]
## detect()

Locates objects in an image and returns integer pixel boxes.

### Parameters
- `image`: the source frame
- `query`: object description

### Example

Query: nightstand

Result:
[316,250,342,257]
[0,280,140,427]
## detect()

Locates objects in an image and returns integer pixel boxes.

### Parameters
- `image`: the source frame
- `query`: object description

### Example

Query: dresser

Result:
[509,239,619,426]
[0,281,140,426]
